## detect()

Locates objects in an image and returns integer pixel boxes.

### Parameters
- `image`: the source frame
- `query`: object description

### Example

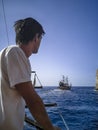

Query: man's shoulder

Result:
[6,45,25,57]
[7,45,20,52]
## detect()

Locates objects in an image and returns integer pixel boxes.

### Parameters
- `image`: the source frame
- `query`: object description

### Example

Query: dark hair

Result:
[14,17,45,45]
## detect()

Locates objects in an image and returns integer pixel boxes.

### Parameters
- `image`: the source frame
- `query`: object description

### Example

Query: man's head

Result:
[14,17,45,45]
[14,17,45,56]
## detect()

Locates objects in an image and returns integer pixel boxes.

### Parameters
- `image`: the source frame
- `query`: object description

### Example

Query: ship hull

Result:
[58,85,71,90]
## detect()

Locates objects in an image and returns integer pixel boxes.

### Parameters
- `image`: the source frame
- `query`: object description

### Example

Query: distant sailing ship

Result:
[58,75,72,90]
[96,69,98,90]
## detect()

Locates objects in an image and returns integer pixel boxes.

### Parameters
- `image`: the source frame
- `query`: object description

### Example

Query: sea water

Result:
[24,86,98,130]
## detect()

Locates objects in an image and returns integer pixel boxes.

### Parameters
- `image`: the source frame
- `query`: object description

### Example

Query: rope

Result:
[36,73,43,87]
[58,111,69,130]
[25,115,43,130]
[42,88,70,130]
[2,0,9,45]
[31,71,43,88]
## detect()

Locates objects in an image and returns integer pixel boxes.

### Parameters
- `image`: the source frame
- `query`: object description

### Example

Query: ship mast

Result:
[96,69,98,90]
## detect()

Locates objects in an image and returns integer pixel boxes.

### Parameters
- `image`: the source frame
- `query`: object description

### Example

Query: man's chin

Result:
[33,50,38,54]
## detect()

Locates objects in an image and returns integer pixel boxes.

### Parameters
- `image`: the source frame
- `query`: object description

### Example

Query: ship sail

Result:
[96,69,98,90]
[32,71,43,89]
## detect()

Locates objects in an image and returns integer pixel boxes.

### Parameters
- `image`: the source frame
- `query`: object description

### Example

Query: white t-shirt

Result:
[0,45,31,130]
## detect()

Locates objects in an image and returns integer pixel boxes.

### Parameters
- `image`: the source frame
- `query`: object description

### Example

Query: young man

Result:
[0,18,61,130]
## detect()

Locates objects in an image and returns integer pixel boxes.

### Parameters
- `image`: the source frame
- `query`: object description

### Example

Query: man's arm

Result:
[15,81,60,130]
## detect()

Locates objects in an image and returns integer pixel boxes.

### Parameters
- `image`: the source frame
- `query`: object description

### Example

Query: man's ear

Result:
[34,33,39,42]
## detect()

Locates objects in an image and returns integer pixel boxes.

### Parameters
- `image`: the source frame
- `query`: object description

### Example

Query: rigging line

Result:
[35,73,43,87]
[25,115,43,130]
[2,0,9,45]
[43,89,70,130]
[58,111,69,130]
[31,71,43,87]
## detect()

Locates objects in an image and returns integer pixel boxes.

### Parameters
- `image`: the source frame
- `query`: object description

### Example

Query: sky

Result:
[0,0,98,86]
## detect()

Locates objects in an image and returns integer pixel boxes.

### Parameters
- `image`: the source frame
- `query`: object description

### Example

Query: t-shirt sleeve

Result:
[5,47,31,88]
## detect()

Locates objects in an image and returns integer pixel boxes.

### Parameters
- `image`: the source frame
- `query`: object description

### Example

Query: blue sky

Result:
[0,0,98,86]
